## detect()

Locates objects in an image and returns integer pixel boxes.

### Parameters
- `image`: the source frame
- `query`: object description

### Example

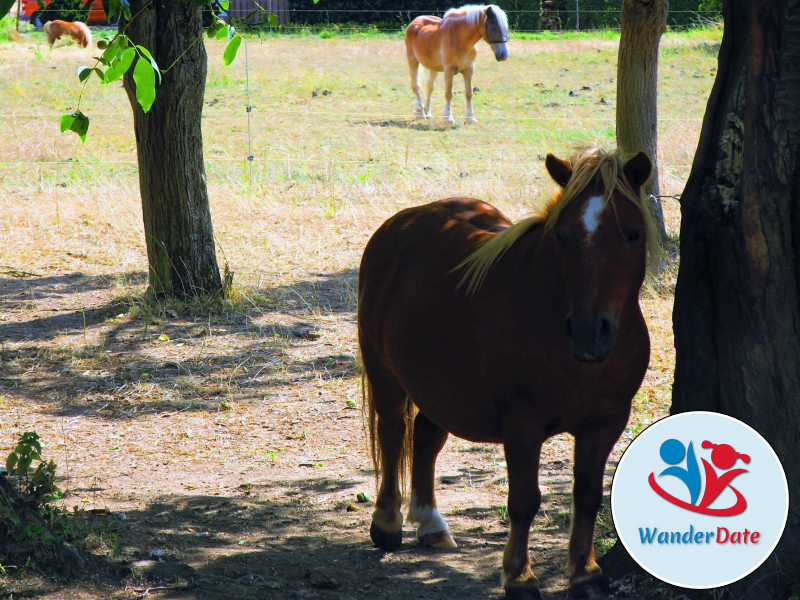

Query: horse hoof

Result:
[504,584,543,600]
[465,118,478,125]
[418,530,457,549]
[568,576,609,599]
[370,521,403,552]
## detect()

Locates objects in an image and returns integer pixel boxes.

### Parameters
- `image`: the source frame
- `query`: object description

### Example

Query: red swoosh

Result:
[648,472,747,516]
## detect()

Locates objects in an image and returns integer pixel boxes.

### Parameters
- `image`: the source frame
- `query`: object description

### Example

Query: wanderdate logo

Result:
[611,412,788,589]
[649,438,750,516]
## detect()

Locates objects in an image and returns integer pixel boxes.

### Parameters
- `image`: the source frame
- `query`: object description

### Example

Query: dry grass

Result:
[0,26,719,598]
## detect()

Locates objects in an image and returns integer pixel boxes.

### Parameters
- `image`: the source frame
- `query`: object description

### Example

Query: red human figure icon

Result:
[698,441,750,512]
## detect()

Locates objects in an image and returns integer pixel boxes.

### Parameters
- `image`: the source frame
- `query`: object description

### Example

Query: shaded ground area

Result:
[0,271,687,599]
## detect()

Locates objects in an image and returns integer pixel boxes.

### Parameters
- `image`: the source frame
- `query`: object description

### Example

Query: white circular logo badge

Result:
[611,411,788,588]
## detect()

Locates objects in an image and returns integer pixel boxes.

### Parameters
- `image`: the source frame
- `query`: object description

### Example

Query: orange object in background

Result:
[19,0,110,26]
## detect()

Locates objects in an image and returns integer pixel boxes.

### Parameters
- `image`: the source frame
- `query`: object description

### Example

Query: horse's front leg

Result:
[502,429,544,599]
[462,65,478,125]
[443,67,457,124]
[407,412,456,548]
[568,424,626,597]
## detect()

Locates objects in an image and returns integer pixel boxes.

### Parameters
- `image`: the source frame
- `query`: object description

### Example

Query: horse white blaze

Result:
[582,196,605,238]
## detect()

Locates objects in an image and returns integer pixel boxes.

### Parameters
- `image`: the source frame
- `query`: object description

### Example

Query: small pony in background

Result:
[405,4,509,124]
[44,20,92,48]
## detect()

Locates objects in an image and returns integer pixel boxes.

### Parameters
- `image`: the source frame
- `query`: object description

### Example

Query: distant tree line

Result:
[288,0,721,31]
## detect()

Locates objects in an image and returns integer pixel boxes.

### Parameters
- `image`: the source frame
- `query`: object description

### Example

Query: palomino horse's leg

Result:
[501,429,544,598]
[443,67,457,124]
[567,427,625,596]
[462,65,478,125]
[423,69,437,119]
[407,56,425,118]
[407,411,456,548]
[368,374,410,551]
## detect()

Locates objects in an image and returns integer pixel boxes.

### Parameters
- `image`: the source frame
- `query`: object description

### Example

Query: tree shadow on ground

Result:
[3,475,515,600]
[0,269,360,419]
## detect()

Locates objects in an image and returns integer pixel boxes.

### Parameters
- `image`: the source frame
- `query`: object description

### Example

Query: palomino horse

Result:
[359,148,658,599]
[405,4,509,124]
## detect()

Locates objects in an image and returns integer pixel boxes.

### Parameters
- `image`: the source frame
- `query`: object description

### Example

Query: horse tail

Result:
[362,364,416,495]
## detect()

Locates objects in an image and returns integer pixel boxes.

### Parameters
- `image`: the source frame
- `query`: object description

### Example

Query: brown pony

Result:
[405,4,509,124]
[358,148,658,599]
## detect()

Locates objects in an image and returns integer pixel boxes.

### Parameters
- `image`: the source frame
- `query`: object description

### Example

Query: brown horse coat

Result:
[359,148,656,598]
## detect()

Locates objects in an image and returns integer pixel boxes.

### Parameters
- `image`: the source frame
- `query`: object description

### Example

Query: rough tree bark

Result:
[673,0,800,596]
[616,0,669,242]
[123,2,223,299]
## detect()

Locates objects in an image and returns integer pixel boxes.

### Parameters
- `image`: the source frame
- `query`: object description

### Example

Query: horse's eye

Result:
[625,229,642,244]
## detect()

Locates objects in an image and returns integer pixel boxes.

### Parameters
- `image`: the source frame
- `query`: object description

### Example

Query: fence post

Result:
[575,0,579,30]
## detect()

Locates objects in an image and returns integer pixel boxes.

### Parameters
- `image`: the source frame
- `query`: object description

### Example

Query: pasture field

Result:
[0,26,719,599]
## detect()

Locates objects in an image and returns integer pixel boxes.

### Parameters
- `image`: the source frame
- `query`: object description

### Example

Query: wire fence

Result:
[236,5,723,34]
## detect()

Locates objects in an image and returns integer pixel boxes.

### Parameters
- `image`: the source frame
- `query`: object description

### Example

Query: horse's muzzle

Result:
[565,313,618,363]
[492,43,509,62]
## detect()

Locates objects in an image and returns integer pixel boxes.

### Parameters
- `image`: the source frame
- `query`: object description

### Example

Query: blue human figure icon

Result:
[658,438,701,505]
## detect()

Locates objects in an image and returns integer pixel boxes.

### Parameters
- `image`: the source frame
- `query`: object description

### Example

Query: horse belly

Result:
[400,356,505,443]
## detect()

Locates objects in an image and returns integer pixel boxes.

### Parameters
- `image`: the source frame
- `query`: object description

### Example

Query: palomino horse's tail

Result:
[362,367,417,494]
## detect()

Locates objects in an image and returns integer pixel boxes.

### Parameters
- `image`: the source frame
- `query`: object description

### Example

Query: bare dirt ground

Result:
[0,267,687,600]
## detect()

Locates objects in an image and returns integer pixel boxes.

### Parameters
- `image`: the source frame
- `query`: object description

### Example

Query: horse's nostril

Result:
[598,318,611,340]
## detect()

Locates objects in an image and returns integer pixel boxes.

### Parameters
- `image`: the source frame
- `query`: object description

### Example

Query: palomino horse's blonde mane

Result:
[457,148,659,295]
[444,4,509,30]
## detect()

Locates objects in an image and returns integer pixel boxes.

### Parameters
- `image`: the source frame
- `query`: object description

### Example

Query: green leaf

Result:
[132,57,156,113]
[103,46,136,84]
[103,34,128,63]
[219,0,229,9]
[135,45,161,84]
[78,65,93,82]
[97,39,109,50]
[268,12,278,27]
[60,111,90,143]
[223,33,242,67]
[214,24,229,40]
[207,21,223,38]
[120,0,131,20]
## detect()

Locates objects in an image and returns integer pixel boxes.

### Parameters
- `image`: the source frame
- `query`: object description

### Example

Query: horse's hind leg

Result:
[462,65,478,125]
[407,56,425,118]
[567,425,625,596]
[366,369,409,551]
[407,412,456,548]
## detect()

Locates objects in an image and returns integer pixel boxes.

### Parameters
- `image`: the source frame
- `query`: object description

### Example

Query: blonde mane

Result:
[444,4,509,31]
[457,148,659,295]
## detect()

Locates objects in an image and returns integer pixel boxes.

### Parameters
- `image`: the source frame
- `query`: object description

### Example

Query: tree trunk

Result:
[122,2,223,299]
[616,0,669,242]
[673,0,800,596]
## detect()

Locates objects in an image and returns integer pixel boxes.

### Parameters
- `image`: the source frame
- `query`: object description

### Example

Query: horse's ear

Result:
[486,5,496,20]
[546,153,572,188]
[623,151,652,189]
